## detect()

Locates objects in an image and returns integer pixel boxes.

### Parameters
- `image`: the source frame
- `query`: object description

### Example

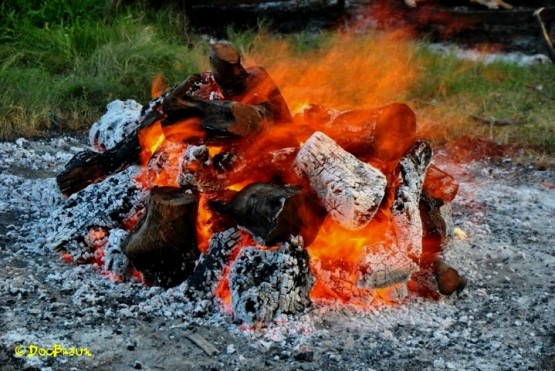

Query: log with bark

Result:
[123,187,199,287]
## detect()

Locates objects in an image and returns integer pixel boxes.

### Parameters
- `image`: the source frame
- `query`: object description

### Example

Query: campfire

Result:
[52,41,466,325]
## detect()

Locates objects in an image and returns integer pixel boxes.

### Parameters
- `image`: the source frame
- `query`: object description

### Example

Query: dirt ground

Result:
[0,138,554,370]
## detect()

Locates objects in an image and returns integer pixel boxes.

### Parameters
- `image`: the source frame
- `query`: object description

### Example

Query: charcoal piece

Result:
[123,187,199,287]
[229,236,313,324]
[294,131,387,230]
[184,228,241,300]
[423,164,459,202]
[409,259,466,297]
[420,190,454,264]
[211,182,325,246]
[391,141,433,261]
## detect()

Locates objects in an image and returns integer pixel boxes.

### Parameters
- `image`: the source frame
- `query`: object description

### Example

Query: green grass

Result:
[0,1,554,157]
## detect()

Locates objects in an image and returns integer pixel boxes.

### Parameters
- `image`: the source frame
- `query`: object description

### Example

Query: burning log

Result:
[123,187,199,287]
[423,164,459,202]
[211,182,326,246]
[229,236,313,324]
[391,141,433,261]
[295,131,387,230]
[300,103,417,162]
[161,95,267,137]
[56,77,196,196]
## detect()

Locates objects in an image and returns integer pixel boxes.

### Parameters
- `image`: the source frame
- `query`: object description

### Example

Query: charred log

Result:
[420,190,454,265]
[56,77,196,196]
[229,236,313,325]
[123,187,199,287]
[391,140,433,261]
[184,228,242,300]
[161,95,267,137]
[211,182,326,246]
[295,131,387,230]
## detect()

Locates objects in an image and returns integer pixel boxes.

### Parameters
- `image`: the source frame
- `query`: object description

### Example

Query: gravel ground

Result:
[0,137,553,370]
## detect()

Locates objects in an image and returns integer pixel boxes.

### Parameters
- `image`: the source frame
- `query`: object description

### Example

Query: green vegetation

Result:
[1,0,554,157]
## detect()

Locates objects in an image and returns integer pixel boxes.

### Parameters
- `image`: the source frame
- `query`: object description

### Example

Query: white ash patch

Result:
[88,99,142,152]
[230,236,314,324]
[295,131,387,230]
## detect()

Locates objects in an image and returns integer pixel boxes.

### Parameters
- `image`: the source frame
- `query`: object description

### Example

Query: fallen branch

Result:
[470,114,524,126]
[534,7,555,64]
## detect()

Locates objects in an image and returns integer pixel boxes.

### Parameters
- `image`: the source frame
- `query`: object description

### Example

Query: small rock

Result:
[226,344,236,354]
[134,361,142,369]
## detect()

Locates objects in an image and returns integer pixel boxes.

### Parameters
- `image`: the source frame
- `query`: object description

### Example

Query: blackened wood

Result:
[534,7,555,63]
[211,182,326,246]
[56,77,196,196]
[123,187,199,287]
[161,95,267,137]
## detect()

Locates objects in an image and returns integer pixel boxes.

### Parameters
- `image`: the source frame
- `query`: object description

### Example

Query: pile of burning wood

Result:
[54,42,466,324]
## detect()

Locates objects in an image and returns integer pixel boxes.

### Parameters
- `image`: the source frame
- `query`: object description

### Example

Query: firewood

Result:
[357,242,419,289]
[295,131,387,230]
[184,228,242,300]
[302,103,417,162]
[420,190,454,264]
[123,187,199,287]
[229,236,313,324]
[211,182,326,246]
[161,95,267,137]
[56,77,196,196]
[391,141,433,261]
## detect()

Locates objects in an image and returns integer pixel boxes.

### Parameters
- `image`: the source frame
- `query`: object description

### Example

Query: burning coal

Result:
[52,41,465,324]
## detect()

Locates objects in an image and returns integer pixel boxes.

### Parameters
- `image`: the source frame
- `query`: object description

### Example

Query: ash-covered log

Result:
[184,228,242,300]
[123,187,199,287]
[229,236,313,324]
[295,131,387,230]
[391,140,433,261]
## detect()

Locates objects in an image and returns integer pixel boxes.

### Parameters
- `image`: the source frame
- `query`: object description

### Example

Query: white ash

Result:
[230,236,314,324]
[103,229,130,276]
[177,144,210,188]
[88,99,142,152]
[391,141,433,260]
[357,241,419,289]
[295,131,387,230]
